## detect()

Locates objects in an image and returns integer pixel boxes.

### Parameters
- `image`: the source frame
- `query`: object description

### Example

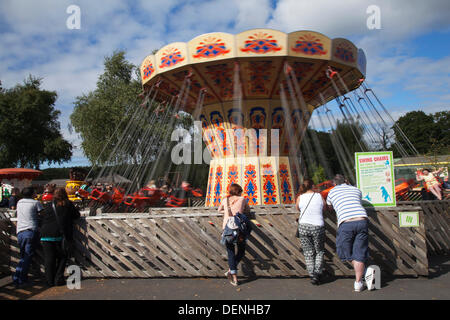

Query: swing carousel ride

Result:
[77,28,418,211]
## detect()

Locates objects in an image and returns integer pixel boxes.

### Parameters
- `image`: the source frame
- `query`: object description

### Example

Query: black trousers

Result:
[41,241,67,286]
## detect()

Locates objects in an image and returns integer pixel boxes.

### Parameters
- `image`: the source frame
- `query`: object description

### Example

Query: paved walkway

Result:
[1,256,448,300]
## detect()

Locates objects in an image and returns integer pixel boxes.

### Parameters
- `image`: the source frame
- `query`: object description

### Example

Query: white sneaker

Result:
[364,267,376,291]
[354,280,365,292]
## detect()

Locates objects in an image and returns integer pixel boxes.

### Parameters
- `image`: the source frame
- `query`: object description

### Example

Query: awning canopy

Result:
[0,168,43,180]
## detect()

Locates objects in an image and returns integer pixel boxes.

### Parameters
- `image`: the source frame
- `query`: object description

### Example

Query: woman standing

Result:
[39,188,80,287]
[296,179,326,285]
[218,183,250,286]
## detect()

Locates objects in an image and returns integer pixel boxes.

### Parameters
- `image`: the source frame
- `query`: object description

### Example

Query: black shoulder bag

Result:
[295,192,315,238]
[52,202,74,256]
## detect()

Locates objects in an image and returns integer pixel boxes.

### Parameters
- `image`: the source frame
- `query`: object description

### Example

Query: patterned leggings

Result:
[298,223,325,277]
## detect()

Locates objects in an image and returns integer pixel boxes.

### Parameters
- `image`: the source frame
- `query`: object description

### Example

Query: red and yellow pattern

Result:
[159,47,185,68]
[226,164,239,193]
[240,32,282,54]
[244,164,258,205]
[205,166,214,206]
[193,37,230,59]
[142,62,155,80]
[279,164,293,204]
[262,164,277,205]
[292,34,327,56]
[213,166,223,206]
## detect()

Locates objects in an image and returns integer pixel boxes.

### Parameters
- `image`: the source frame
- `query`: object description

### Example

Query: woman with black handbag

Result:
[39,188,80,287]
[218,183,250,286]
[296,179,326,285]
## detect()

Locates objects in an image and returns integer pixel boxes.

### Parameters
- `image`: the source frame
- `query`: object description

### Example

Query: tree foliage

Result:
[70,51,192,167]
[393,110,449,156]
[0,76,72,168]
[70,51,141,164]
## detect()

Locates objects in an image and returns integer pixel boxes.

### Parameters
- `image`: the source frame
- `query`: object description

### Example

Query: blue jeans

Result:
[226,240,246,275]
[13,229,40,284]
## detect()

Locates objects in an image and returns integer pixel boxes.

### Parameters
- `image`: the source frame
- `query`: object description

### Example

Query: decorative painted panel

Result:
[288,31,331,60]
[155,42,189,73]
[243,157,261,205]
[236,29,287,57]
[240,59,283,98]
[245,102,269,157]
[212,158,225,206]
[200,111,220,159]
[331,38,358,68]
[209,107,233,158]
[140,55,157,85]
[222,102,246,157]
[188,32,235,63]
[224,158,241,195]
[260,157,281,205]
[273,61,319,98]
[198,62,235,101]
[205,162,216,207]
[279,157,294,204]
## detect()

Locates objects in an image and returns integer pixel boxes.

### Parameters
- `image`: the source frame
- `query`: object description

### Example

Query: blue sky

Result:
[0,0,449,168]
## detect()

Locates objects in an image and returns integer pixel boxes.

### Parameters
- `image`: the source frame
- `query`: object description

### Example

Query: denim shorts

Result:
[336,219,369,263]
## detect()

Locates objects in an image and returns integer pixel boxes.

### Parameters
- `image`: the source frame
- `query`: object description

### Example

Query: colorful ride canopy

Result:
[140,29,366,112]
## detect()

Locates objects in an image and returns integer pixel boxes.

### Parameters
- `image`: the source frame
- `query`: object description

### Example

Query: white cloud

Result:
[233,0,272,31]
[267,0,450,39]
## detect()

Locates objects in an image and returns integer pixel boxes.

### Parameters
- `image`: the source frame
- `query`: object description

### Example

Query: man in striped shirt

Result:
[326,174,370,292]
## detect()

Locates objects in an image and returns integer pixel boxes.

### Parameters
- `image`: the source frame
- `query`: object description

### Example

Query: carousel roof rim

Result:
[140,28,366,87]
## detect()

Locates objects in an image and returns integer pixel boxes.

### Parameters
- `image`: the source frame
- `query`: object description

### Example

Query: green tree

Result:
[70,51,192,175]
[334,120,367,155]
[0,76,72,168]
[311,164,326,185]
[70,51,142,164]
[432,111,450,154]
[393,110,449,156]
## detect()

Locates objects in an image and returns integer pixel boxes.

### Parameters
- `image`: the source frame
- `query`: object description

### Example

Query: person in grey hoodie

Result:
[12,187,43,287]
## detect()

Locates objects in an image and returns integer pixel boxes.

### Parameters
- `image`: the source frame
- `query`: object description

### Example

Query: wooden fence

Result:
[2,201,448,279]
[399,200,450,256]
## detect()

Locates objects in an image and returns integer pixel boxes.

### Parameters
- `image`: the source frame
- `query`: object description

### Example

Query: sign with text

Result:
[399,211,420,227]
[355,151,396,207]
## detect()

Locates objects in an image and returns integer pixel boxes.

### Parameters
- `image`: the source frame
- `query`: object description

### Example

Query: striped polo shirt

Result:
[326,184,367,227]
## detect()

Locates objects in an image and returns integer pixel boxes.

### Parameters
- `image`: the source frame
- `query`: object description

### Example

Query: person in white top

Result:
[295,179,326,285]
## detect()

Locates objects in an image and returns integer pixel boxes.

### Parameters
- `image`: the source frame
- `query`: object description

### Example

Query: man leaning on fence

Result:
[326,174,375,292]
[12,187,43,288]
